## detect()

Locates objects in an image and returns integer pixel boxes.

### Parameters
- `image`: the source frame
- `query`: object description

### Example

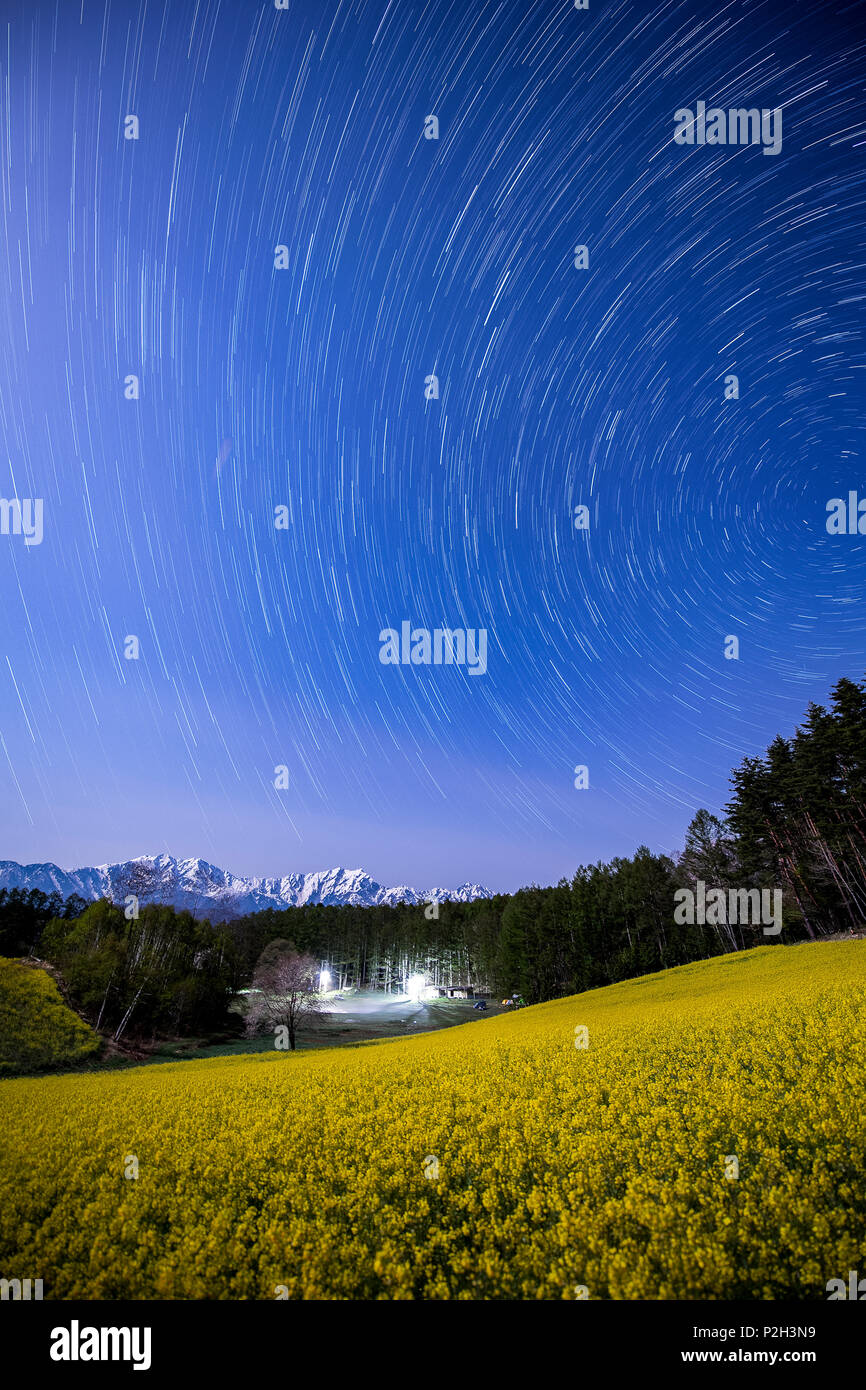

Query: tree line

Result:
[1,674,861,1038]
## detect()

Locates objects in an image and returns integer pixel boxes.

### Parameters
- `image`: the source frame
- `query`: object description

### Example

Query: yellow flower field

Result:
[1,942,864,1299]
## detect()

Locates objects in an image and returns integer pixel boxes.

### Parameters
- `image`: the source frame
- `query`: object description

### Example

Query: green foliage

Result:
[724,675,866,937]
[253,937,297,974]
[0,888,87,957]
[224,851,721,1007]
[41,899,237,1042]
[0,957,100,1075]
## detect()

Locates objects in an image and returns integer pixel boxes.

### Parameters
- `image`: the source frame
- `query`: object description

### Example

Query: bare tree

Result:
[110,859,167,915]
[244,948,326,1051]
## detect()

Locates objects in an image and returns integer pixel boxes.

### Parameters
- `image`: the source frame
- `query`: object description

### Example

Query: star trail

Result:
[0,0,863,892]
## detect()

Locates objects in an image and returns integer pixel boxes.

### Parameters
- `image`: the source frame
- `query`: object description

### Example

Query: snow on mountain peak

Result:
[0,857,492,919]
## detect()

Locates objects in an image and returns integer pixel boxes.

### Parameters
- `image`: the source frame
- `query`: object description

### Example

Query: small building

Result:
[420,985,447,1000]
[446,985,473,999]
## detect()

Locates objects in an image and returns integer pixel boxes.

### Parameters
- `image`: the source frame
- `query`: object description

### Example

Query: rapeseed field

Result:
[1,942,863,1299]
[0,957,100,1075]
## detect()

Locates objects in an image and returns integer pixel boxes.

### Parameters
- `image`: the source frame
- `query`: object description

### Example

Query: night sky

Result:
[0,0,863,892]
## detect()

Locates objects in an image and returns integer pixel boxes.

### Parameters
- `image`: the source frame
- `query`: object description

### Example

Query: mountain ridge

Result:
[0,855,492,919]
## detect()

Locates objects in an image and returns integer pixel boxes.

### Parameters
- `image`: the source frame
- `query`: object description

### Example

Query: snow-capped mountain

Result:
[0,855,492,919]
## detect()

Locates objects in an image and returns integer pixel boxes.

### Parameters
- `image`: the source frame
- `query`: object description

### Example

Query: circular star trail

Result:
[0,0,863,890]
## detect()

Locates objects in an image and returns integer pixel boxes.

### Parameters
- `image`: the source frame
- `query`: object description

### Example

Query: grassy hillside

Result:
[0,941,863,1299]
[0,957,100,1076]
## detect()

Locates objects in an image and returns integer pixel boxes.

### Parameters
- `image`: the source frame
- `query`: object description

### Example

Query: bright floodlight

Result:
[319,969,332,990]
[407,973,426,999]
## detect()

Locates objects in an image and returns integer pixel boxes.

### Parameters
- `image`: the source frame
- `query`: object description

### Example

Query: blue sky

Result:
[0,0,863,891]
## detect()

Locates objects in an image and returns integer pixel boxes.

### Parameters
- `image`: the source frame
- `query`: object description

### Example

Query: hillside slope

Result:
[0,942,863,1299]
[0,957,100,1075]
